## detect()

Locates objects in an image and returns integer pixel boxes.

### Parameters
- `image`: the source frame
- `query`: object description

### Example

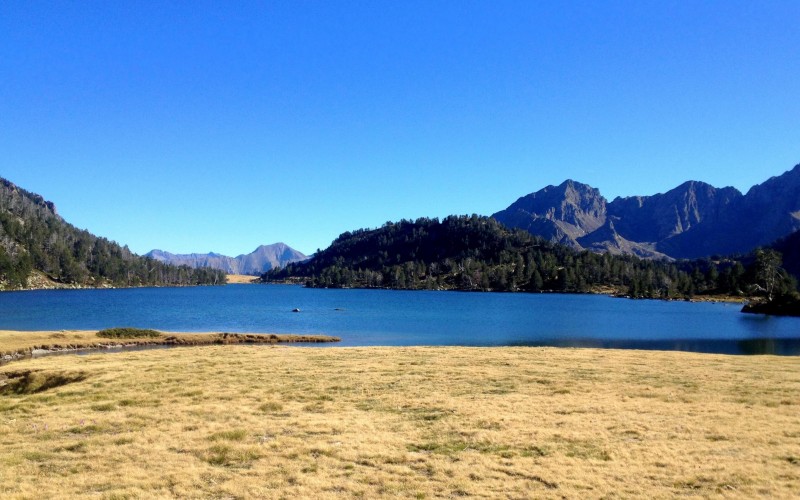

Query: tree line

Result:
[263,215,797,301]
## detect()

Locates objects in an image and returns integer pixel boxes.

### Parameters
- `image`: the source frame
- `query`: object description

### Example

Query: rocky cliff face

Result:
[493,163,800,260]
[608,181,742,243]
[146,243,307,275]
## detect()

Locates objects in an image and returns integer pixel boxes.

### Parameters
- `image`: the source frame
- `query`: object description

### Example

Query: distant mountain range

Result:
[493,163,800,260]
[145,244,307,275]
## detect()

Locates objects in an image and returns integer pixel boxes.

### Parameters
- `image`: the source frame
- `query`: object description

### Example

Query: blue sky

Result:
[2,1,798,256]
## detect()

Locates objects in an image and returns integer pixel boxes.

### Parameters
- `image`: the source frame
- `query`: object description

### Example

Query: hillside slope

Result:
[0,177,226,289]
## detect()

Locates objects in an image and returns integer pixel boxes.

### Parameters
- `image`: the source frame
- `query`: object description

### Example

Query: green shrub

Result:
[96,327,162,339]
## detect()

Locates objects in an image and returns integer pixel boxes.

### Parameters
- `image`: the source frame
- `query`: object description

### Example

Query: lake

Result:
[1,285,798,355]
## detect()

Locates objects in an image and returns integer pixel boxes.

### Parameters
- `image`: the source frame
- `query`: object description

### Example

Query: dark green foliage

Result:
[0,177,226,289]
[96,328,162,339]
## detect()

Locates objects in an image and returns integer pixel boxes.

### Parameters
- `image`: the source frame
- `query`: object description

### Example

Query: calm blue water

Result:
[1,285,798,355]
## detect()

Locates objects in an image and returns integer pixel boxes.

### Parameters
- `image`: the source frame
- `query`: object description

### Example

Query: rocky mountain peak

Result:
[492,180,607,249]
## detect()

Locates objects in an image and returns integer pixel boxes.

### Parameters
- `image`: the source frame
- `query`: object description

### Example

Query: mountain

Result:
[237,244,307,274]
[0,177,226,289]
[144,250,240,274]
[146,243,307,275]
[732,165,800,254]
[606,181,743,259]
[490,180,607,249]
[493,163,800,260]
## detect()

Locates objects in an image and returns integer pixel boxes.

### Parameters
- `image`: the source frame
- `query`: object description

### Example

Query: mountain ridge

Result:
[146,243,307,275]
[493,163,800,260]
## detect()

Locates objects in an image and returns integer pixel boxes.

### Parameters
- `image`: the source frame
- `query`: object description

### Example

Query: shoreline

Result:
[5,276,748,303]
[0,330,340,365]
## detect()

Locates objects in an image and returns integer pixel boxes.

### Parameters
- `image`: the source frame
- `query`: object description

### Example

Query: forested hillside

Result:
[0,177,226,289]
[263,215,797,299]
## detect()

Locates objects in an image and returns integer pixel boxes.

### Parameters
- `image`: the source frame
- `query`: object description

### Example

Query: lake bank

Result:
[0,345,797,498]
[0,330,340,364]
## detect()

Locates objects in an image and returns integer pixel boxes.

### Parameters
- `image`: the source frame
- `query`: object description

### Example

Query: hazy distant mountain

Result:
[146,243,307,275]
[493,163,800,260]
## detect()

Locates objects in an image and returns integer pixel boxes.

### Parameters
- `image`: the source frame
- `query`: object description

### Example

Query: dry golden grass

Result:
[226,274,260,284]
[0,345,798,498]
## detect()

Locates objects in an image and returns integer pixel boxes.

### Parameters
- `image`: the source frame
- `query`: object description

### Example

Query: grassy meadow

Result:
[0,342,799,498]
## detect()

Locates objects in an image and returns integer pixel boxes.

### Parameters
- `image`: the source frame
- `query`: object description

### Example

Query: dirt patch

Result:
[225,274,259,284]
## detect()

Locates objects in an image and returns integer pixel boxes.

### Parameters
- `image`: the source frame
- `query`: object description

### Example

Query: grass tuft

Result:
[198,444,262,467]
[91,402,117,412]
[258,401,283,413]
[208,429,248,442]
[57,442,88,453]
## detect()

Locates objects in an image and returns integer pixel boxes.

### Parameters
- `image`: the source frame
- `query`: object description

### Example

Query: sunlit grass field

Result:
[1,341,798,498]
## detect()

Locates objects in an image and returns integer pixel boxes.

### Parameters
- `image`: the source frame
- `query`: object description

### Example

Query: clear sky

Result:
[2,1,798,256]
